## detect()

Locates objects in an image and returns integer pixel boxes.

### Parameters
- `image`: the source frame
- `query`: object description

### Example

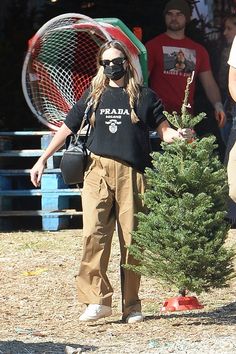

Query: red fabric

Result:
[146,33,211,114]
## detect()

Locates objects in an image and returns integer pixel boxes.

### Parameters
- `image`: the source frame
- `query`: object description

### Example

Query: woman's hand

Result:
[177,128,195,142]
[30,159,46,187]
[157,121,195,143]
[30,123,73,187]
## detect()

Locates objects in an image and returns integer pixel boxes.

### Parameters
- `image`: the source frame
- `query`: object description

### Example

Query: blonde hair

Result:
[88,40,142,125]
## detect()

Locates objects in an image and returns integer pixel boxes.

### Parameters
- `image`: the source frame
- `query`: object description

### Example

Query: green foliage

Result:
[127,137,235,294]
[163,110,206,130]
[127,72,235,294]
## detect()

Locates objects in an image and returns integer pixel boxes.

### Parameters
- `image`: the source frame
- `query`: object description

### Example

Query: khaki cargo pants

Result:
[76,153,146,317]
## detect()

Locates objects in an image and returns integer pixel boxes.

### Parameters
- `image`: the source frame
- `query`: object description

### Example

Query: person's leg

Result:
[228,141,236,204]
[76,155,116,308]
[224,130,236,225]
[114,161,146,319]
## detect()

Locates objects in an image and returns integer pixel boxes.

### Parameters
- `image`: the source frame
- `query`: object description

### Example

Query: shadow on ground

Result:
[0,341,97,354]
[145,301,236,326]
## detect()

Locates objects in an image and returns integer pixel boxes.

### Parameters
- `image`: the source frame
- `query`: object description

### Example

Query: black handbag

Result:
[60,101,92,185]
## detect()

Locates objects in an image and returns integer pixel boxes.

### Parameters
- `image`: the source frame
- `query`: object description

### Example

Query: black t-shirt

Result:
[64,86,166,172]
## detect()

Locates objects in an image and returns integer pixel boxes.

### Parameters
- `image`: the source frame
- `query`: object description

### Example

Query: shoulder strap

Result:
[76,98,93,140]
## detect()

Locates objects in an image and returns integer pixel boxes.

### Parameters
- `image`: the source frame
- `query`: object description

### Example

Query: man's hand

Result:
[214,102,226,128]
[215,110,226,128]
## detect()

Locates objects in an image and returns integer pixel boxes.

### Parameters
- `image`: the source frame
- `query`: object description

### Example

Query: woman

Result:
[227,36,236,222]
[30,40,191,323]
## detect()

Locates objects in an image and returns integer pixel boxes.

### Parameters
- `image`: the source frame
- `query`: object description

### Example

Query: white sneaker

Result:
[79,304,112,322]
[65,345,82,354]
[126,312,144,324]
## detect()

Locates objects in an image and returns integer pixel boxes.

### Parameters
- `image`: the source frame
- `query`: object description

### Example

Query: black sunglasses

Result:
[99,57,126,67]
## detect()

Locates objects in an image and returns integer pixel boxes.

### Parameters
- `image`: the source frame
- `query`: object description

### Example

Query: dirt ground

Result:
[0,228,236,354]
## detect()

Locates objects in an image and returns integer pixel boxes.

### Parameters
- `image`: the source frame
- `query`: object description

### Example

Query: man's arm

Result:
[199,70,226,128]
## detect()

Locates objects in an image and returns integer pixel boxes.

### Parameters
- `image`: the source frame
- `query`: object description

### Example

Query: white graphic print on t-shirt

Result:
[100,108,129,134]
[105,119,122,133]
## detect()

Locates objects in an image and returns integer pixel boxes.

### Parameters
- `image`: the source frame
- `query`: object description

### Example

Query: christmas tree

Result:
[127,73,235,295]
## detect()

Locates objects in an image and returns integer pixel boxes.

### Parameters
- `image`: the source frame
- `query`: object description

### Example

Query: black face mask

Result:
[104,64,126,80]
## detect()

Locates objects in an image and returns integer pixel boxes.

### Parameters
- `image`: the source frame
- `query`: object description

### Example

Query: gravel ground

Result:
[0,228,235,354]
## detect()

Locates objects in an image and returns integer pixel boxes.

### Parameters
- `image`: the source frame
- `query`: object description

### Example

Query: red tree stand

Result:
[161,289,204,312]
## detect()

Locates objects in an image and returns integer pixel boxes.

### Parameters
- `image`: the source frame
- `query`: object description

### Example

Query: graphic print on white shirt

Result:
[100,108,129,134]
[162,46,196,76]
